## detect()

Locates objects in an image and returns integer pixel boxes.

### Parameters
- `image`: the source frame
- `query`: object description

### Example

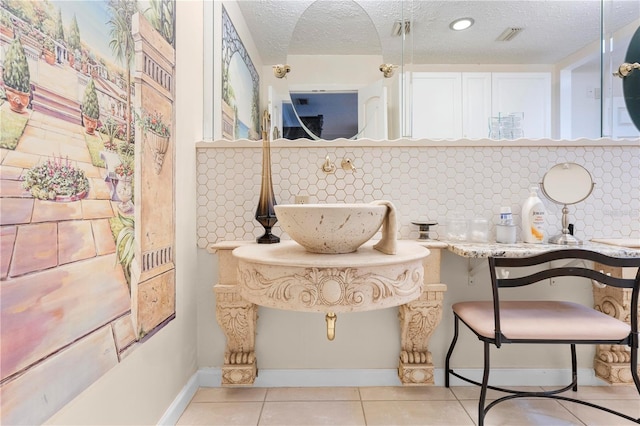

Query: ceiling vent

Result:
[496,27,524,41]
[295,98,308,106]
[392,20,411,36]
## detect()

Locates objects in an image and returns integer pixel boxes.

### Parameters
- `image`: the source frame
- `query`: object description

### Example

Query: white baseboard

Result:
[159,367,610,424]
[156,373,199,426]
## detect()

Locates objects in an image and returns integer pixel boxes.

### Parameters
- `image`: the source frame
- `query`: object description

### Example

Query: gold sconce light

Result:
[379,63,397,78]
[273,64,291,78]
[613,62,640,78]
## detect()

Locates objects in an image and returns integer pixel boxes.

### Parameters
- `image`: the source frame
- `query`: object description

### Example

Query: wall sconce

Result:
[379,63,397,78]
[273,64,291,78]
[614,62,640,78]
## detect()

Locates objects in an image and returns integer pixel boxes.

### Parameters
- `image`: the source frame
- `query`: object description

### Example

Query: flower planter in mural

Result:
[99,150,123,200]
[44,50,56,65]
[115,175,133,213]
[22,157,90,202]
[5,86,30,113]
[82,114,98,135]
[82,78,100,135]
[135,109,171,175]
[3,36,31,114]
[147,130,169,174]
[54,190,88,202]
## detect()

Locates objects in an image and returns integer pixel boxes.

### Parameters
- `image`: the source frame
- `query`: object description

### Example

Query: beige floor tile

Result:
[449,385,546,400]
[259,401,365,426]
[176,402,262,426]
[541,385,640,401]
[363,400,474,425]
[266,387,360,401]
[359,386,456,401]
[459,398,582,425]
[179,386,639,426]
[557,399,640,425]
[192,387,267,403]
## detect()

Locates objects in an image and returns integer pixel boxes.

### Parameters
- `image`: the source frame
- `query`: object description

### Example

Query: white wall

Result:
[571,66,601,139]
[44,1,203,424]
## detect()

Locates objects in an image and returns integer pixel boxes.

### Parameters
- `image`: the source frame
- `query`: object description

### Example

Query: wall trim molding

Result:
[196,137,639,149]
[159,367,610,423]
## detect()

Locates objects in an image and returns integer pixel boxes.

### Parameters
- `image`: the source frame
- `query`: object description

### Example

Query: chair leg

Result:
[445,315,460,388]
[631,339,640,395]
[478,341,491,426]
[571,344,578,392]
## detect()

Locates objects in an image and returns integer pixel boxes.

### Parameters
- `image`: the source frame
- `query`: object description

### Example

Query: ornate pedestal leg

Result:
[214,284,258,386]
[398,283,447,385]
[592,262,640,384]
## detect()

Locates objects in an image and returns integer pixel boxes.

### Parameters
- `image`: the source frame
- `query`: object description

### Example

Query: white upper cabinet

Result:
[411,73,462,139]
[410,72,551,139]
[491,73,552,139]
[462,73,492,139]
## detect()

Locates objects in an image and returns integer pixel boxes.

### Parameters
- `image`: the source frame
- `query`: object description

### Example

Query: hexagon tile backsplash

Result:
[196,142,639,249]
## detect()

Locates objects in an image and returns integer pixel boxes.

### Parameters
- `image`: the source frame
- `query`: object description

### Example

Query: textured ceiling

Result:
[235,0,640,65]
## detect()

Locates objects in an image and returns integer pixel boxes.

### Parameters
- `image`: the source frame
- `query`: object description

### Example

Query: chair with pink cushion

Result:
[444,249,640,425]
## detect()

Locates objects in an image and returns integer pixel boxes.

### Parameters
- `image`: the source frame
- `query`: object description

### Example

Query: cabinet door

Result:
[462,73,492,139]
[491,73,551,139]
[412,72,462,139]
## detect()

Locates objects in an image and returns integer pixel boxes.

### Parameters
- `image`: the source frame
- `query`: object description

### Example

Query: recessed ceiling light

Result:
[449,17,474,31]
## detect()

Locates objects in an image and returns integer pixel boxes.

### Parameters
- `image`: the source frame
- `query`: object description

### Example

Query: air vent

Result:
[496,27,524,41]
[392,20,411,36]
[295,98,308,105]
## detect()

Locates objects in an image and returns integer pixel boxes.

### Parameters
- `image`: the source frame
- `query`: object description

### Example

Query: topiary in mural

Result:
[68,14,81,51]
[82,78,100,120]
[3,37,31,94]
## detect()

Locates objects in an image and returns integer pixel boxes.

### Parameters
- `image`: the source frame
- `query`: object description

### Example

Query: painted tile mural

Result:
[0,1,176,424]
[221,5,260,140]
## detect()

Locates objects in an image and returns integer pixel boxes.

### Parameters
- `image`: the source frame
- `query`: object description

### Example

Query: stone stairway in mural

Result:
[30,83,83,126]
[0,103,134,425]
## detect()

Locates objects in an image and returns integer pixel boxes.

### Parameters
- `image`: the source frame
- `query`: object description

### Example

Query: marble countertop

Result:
[441,240,640,258]
[210,239,640,258]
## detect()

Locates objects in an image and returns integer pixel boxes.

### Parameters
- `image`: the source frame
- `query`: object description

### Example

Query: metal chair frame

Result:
[445,249,640,425]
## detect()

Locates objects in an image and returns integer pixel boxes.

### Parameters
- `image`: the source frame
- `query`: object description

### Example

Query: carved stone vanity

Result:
[209,239,448,386]
[209,238,639,387]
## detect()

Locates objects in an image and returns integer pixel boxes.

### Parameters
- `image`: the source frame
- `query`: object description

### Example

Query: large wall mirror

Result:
[284,0,386,140]
[226,0,639,141]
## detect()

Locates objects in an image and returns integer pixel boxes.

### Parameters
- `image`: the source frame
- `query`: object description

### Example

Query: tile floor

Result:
[177,385,640,425]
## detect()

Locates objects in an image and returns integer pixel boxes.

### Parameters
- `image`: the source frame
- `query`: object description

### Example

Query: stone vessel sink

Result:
[274,203,387,254]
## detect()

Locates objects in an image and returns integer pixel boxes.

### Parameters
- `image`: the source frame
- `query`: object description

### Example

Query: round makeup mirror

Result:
[540,163,594,245]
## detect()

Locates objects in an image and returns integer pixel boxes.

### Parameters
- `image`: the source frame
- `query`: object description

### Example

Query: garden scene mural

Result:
[0,0,175,424]
[221,5,260,140]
